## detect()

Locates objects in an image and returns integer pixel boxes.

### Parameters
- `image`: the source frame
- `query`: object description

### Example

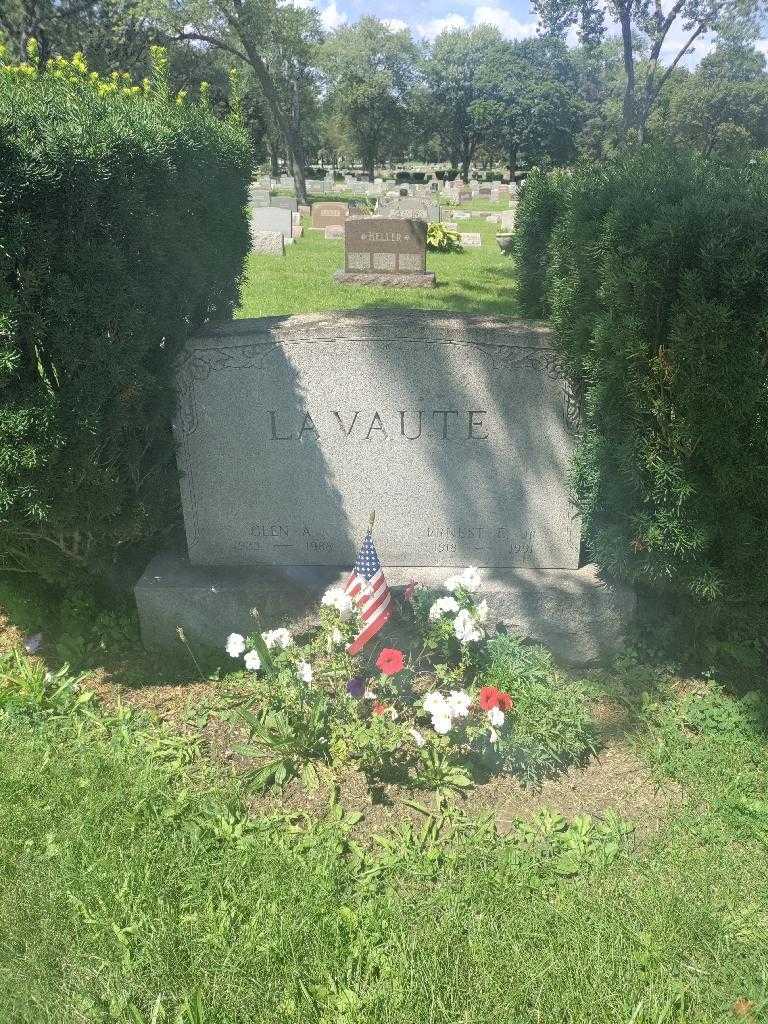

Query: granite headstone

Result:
[311,202,349,230]
[334,216,435,288]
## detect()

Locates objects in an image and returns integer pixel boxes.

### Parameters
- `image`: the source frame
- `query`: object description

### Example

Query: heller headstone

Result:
[334,216,435,288]
[459,232,482,248]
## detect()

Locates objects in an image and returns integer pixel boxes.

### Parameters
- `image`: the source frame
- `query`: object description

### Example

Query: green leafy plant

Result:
[411,741,473,796]
[236,696,332,792]
[0,49,250,591]
[426,222,463,252]
[0,650,92,715]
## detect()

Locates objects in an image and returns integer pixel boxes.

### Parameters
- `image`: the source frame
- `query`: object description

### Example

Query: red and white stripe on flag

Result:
[344,567,391,656]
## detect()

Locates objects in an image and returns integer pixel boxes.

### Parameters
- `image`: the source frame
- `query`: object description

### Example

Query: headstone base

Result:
[333,270,436,288]
[135,553,634,665]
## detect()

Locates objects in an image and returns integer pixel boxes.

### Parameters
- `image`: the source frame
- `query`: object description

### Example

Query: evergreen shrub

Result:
[517,148,768,645]
[0,47,251,587]
[514,167,568,317]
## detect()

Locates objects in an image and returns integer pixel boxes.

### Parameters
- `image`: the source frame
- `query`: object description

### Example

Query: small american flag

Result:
[344,529,391,656]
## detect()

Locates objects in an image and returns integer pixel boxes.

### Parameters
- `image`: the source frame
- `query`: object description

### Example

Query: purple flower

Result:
[346,676,365,698]
[24,633,43,655]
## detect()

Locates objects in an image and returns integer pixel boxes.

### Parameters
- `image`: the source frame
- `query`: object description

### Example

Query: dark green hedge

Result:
[516,149,768,642]
[0,52,251,586]
[514,167,568,318]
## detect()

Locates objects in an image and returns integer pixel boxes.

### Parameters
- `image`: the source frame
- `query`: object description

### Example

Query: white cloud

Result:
[320,0,347,29]
[384,18,409,31]
[418,6,537,40]
[473,5,537,38]
[657,19,715,66]
[418,13,469,39]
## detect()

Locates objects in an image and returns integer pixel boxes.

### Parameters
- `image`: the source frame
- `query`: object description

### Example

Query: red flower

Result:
[404,580,418,603]
[497,691,515,712]
[478,686,501,711]
[372,701,388,715]
[478,686,514,712]
[376,647,405,675]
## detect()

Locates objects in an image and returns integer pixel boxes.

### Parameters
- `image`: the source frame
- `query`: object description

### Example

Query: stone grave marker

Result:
[292,225,303,239]
[378,196,440,222]
[249,230,284,256]
[457,188,472,203]
[135,311,634,661]
[479,185,492,197]
[325,225,345,240]
[454,211,471,220]
[459,232,482,248]
[443,221,459,231]
[248,187,270,208]
[334,216,434,288]
[311,202,349,230]
[271,196,298,213]
[299,204,311,217]
[499,210,516,231]
[250,206,293,240]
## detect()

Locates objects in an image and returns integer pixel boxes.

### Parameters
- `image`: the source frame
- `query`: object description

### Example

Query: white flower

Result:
[330,626,344,647]
[297,660,313,683]
[453,608,484,644]
[431,709,453,735]
[428,596,460,621]
[446,690,472,718]
[444,566,482,593]
[487,707,505,728]
[261,627,292,649]
[225,633,246,658]
[364,688,377,699]
[243,649,261,672]
[409,728,426,748]
[422,691,448,716]
[321,586,355,620]
[461,566,481,591]
[474,599,489,623]
[488,727,499,743]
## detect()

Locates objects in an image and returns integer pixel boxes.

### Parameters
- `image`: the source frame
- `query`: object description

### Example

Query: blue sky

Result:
[292,0,768,67]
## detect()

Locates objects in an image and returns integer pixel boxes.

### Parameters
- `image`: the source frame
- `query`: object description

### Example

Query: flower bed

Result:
[223,569,596,793]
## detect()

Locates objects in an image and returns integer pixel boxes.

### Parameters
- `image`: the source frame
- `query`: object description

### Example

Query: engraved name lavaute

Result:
[268,409,491,441]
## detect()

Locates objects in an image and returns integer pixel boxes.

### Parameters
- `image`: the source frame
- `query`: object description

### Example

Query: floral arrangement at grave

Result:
[426,223,463,253]
[221,567,595,794]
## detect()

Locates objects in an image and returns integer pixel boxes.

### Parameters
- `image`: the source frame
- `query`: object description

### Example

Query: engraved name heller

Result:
[268,409,489,441]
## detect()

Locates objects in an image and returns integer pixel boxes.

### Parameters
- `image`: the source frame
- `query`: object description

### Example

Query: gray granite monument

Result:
[135,311,634,662]
[250,206,293,239]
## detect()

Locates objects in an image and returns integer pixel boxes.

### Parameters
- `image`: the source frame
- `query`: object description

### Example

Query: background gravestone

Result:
[334,217,435,288]
[311,202,349,229]
[250,206,293,239]
[135,311,634,661]
[249,230,284,255]
[271,196,299,213]
[248,187,270,207]
[378,196,440,222]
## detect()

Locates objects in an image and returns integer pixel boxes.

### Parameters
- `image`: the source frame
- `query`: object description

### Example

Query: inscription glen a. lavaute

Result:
[268,408,491,441]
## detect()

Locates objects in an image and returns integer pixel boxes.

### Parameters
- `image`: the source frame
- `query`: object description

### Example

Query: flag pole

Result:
[368,509,376,534]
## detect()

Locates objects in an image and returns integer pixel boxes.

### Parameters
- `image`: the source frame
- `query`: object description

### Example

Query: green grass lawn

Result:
[2,652,768,1023]
[237,196,520,319]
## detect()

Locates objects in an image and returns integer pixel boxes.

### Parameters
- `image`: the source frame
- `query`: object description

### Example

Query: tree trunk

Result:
[508,146,518,180]
[235,33,308,203]
[269,141,280,178]
[618,1,637,136]
[461,140,473,183]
